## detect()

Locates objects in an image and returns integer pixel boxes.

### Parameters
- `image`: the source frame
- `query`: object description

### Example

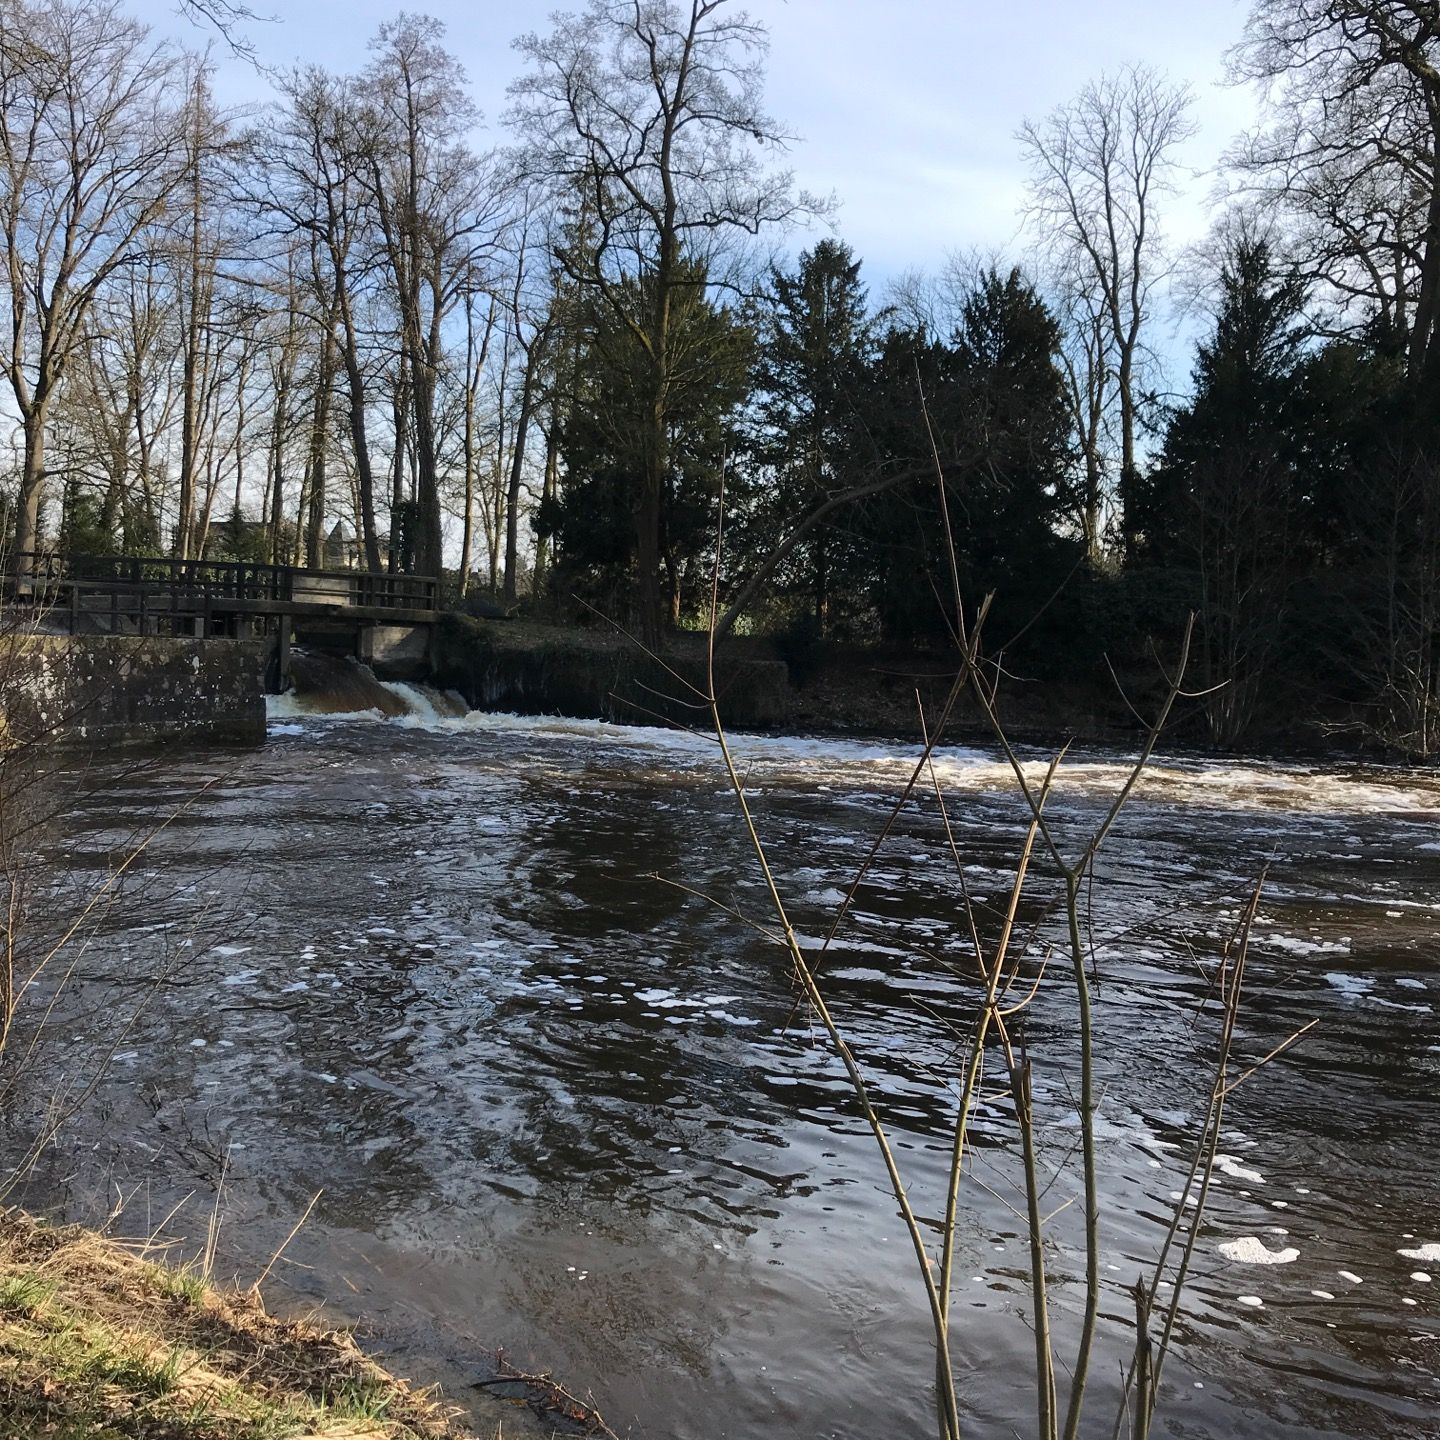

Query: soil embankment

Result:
[0,1209,480,1438]
[0,1210,573,1440]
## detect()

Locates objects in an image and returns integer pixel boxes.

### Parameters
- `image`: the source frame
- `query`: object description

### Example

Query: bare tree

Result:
[47,253,178,552]
[455,275,495,594]
[175,0,265,63]
[248,66,388,570]
[1230,1,1440,388]
[0,0,187,576]
[1019,66,1195,552]
[361,14,501,581]
[507,0,815,642]
[170,64,242,559]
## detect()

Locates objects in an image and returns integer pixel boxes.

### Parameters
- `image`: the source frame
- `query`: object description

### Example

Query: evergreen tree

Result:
[1134,238,1310,743]
[855,269,1079,644]
[748,240,876,635]
[542,264,752,624]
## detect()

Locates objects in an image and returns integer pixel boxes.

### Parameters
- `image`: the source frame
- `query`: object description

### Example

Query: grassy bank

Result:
[0,1209,488,1440]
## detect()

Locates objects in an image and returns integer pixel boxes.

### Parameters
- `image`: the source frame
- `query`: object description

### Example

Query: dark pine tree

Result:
[1132,237,1309,744]
[541,263,752,626]
[855,268,1079,646]
[747,239,877,636]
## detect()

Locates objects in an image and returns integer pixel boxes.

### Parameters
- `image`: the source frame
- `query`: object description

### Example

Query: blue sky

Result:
[131,0,1260,298]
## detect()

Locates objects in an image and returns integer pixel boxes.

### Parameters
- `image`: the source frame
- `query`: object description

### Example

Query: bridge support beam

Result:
[268,623,292,695]
[356,622,431,681]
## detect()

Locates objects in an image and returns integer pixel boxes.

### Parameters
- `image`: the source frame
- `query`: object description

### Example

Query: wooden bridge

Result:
[5,553,442,689]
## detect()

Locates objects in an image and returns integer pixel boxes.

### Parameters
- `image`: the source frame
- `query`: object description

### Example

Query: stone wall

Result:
[1,633,267,751]
[432,615,792,730]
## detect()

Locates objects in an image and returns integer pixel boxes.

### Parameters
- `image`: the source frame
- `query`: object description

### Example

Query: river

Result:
[14,684,1440,1438]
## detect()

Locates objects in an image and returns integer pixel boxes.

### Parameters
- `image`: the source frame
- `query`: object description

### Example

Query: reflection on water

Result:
[12,709,1440,1439]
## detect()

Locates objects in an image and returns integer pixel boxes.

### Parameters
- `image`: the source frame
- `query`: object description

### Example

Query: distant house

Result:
[323,521,389,571]
[324,521,359,570]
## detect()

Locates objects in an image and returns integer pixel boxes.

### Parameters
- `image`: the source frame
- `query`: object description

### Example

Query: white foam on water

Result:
[1266,935,1351,956]
[1311,1290,1335,1300]
[1338,1270,1364,1284]
[1218,1237,1298,1265]
[1395,978,1427,990]
[1236,1295,1265,1308]
[264,700,1440,815]
[266,692,384,724]
[1324,972,1374,999]
[1399,1244,1440,1262]
[1410,1272,1432,1283]
[1214,1154,1264,1183]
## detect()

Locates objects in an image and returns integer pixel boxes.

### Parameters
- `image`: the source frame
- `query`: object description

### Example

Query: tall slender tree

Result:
[362,14,499,580]
[1019,66,1194,552]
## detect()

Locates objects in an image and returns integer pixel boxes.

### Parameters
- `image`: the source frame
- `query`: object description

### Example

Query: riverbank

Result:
[426,616,1180,754]
[433,614,1393,758]
[431,613,1131,741]
[0,1208,498,1440]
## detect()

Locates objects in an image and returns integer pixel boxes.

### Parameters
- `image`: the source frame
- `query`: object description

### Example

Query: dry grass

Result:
[0,1208,489,1440]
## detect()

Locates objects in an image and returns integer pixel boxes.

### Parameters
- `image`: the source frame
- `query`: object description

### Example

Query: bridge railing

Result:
[6,553,440,613]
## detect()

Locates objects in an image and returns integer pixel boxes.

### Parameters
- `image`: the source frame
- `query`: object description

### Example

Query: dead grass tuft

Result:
[0,1208,488,1440]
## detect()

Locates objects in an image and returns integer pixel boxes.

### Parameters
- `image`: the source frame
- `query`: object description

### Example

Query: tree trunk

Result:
[533,424,559,595]
[459,369,475,597]
[304,327,337,568]
[389,362,409,571]
[337,289,382,571]
[411,360,443,580]
[503,351,539,605]
[269,368,289,567]
[637,374,667,644]
[13,410,46,576]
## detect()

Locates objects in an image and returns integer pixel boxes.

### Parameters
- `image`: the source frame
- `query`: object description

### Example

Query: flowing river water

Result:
[14,677,1440,1438]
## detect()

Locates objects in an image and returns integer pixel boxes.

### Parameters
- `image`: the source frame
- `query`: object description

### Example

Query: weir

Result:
[278,650,466,720]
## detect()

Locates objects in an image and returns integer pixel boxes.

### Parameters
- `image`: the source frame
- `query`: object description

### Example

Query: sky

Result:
[128,0,1264,303]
